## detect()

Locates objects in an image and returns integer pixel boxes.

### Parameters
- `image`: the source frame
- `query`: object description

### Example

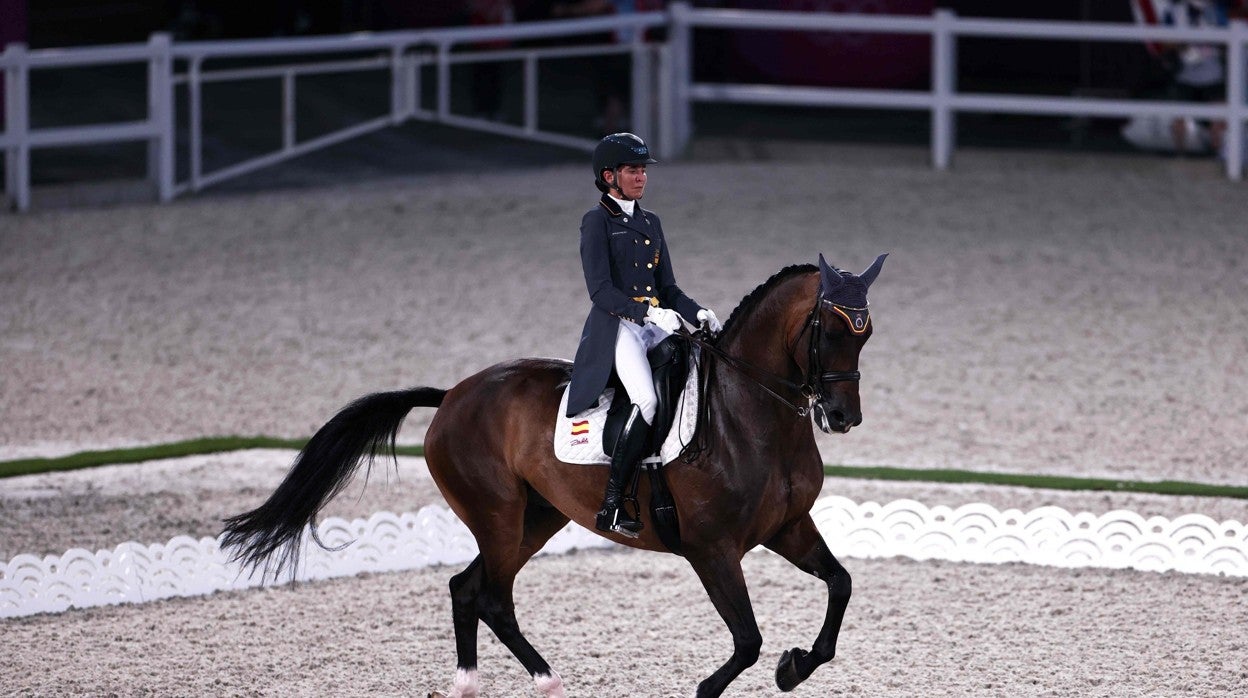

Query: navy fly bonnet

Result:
[818,253,888,335]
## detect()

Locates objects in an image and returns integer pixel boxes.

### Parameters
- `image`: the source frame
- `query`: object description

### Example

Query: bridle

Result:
[685,291,865,418]
[805,293,865,399]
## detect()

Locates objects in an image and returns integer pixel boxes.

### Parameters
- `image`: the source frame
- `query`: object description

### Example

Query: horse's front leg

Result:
[684,547,763,698]
[763,514,851,692]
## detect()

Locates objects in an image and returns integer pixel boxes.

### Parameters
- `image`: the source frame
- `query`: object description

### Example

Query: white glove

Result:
[645,305,682,333]
[697,308,723,333]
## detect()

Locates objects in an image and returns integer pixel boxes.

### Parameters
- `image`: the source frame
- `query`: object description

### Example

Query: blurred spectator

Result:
[1158,0,1231,155]
[1226,1,1248,159]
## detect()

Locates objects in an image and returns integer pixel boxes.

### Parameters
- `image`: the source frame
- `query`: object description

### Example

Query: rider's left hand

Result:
[697,308,723,333]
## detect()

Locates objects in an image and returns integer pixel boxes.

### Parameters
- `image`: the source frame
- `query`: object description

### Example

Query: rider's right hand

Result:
[644,306,682,333]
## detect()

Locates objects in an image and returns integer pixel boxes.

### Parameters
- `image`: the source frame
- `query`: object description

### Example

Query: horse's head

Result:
[712,255,887,435]
[800,253,887,434]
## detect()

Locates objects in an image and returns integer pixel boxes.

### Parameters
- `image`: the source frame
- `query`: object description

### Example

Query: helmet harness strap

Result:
[605,166,628,199]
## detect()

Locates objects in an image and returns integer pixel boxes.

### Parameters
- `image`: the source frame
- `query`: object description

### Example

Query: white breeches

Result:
[615,320,668,425]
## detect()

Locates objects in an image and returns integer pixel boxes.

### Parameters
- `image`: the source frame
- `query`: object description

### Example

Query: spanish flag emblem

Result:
[571,420,589,435]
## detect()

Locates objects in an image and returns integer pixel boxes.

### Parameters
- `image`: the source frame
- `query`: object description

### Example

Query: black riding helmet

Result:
[593,132,658,193]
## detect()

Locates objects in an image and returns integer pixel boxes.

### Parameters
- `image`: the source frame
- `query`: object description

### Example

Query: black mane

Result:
[717,264,816,342]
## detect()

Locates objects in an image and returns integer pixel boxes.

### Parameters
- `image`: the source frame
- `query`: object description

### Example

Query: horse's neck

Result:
[708,274,815,440]
[698,275,817,494]
[718,275,813,384]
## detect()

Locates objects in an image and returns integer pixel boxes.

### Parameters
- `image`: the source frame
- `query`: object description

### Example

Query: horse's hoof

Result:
[427,692,447,698]
[775,647,810,692]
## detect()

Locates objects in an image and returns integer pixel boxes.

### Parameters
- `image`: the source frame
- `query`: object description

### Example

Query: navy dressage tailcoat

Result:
[566,194,703,417]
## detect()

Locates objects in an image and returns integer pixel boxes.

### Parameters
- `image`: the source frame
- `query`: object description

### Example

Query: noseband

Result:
[688,291,866,417]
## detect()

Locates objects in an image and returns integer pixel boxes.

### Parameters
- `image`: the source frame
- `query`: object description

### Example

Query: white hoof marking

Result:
[448,668,480,698]
[534,671,565,697]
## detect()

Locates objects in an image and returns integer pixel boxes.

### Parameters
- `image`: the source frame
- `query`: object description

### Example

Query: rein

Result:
[684,331,812,416]
[683,293,863,418]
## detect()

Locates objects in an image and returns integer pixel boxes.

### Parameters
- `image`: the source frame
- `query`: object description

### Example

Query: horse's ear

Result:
[818,253,842,293]
[858,253,888,289]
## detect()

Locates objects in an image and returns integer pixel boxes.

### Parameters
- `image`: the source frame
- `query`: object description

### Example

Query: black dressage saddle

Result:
[599,333,690,555]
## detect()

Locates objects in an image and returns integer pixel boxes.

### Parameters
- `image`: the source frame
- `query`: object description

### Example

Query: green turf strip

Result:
[0,436,423,479]
[0,439,1243,500]
[822,465,1248,500]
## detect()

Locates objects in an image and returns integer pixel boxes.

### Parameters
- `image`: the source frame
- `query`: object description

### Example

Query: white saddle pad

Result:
[554,356,700,466]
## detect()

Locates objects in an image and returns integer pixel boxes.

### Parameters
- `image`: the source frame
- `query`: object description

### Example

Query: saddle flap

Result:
[602,335,691,459]
[555,346,699,468]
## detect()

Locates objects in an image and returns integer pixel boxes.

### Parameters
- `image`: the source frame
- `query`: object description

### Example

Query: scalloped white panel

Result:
[0,506,612,619]
[810,497,1248,577]
[2,498,1245,619]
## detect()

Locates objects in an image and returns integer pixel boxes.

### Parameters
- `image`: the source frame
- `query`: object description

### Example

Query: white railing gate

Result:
[3,5,1247,212]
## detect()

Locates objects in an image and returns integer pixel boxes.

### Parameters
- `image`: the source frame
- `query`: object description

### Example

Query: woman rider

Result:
[566,132,722,538]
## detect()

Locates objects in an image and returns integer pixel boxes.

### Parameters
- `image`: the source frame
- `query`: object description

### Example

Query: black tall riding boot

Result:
[595,405,651,538]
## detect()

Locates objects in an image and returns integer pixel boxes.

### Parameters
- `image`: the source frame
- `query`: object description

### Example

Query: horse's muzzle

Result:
[813,401,861,434]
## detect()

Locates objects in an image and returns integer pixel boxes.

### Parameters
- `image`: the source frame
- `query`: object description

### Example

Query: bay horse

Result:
[222,253,886,697]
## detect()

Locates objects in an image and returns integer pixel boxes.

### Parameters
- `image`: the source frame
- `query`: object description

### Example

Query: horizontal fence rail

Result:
[0,12,667,212]
[670,4,1248,180]
[3,4,1247,212]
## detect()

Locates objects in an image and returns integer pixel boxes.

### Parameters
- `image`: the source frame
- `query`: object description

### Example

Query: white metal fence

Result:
[3,3,1247,212]
[169,12,668,197]
[668,5,1248,179]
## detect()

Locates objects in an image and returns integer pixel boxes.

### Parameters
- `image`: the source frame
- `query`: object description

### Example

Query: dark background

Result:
[9,1,1161,93]
[0,2,1182,192]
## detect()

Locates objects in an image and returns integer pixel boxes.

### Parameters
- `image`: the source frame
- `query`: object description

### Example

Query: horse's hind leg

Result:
[437,498,571,698]
[481,501,572,695]
[764,514,852,692]
[441,556,485,697]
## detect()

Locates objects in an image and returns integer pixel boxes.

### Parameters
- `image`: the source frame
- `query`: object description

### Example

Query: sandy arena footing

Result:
[3,145,1247,695]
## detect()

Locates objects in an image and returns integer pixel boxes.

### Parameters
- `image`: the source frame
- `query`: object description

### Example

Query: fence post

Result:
[931,9,956,170]
[3,42,29,212]
[147,33,174,202]
[523,52,537,134]
[668,1,692,157]
[411,51,425,118]
[282,69,296,150]
[1225,20,1245,182]
[630,35,652,145]
[189,56,202,192]
[655,43,673,159]
[437,42,451,122]
[390,45,406,124]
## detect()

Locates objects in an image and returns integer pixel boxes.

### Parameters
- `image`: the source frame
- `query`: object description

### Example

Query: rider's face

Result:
[610,164,647,200]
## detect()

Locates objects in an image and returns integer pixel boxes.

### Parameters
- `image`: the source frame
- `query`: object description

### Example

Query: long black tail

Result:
[220,386,446,580]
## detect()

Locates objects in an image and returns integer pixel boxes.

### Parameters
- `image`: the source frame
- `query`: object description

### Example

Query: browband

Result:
[823,300,871,335]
